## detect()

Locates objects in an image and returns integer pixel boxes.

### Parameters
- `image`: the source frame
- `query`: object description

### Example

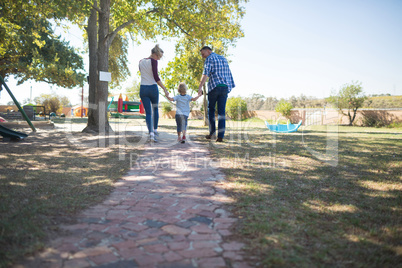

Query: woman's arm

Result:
[157,80,169,95]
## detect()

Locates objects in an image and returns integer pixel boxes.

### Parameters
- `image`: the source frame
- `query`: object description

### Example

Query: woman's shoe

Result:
[205,134,215,140]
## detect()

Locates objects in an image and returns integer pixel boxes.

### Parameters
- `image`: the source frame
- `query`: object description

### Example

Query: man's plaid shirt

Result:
[203,52,235,93]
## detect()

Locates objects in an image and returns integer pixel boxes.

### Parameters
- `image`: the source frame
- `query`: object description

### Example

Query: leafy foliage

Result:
[161,101,173,116]
[226,97,247,120]
[275,100,293,118]
[34,93,70,114]
[160,0,248,124]
[108,33,130,89]
[0,2,85,87]
[326,81,367,125]
[124,80,141,101]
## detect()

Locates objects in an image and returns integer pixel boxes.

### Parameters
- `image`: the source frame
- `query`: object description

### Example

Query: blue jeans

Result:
[140,84,159,133]
[208,86,228,139]
[175,114,188,133]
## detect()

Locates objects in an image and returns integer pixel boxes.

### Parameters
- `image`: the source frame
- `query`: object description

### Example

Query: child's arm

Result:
[191,94,201,101]
[165,93,174,102]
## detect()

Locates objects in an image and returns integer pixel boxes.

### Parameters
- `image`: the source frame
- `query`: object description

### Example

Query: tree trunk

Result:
[351,108,358,125]
[82,0,112,133]
[96,0,112,133]
[347,110,353,126]
[82,3,98,133]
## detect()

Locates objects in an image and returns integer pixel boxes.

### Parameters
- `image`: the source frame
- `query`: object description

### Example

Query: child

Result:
[165,82,201,143]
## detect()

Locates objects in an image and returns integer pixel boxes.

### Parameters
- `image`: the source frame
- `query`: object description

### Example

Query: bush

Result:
[275,100,293,118]
[386,122,402,128]
[161,102,172,116]
[226,97,247,120]
[361,111,390,127]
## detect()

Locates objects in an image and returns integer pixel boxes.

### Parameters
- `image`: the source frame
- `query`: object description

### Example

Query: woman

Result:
[139,44,169,142]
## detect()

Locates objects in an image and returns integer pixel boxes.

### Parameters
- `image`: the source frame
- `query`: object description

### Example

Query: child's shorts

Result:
[175,114,188,133]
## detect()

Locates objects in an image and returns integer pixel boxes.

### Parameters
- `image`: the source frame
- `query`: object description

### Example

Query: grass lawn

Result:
[189,118,401,267]
[0,119,143,268]
[1,116,401,267]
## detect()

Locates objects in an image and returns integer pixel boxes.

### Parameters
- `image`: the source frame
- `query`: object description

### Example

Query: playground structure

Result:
[108,94,145,119]
[265,120,303,133]
[0,75,34,141]
[0,124,28,141]
[71,105,88,117]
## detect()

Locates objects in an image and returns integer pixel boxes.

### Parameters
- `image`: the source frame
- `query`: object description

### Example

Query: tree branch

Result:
[106,19,135,47]
[86,0,102,13]
[162,14,191,36]
[104,8,159,47]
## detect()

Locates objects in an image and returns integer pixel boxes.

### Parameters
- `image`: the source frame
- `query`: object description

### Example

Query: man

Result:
[198,46,235,142]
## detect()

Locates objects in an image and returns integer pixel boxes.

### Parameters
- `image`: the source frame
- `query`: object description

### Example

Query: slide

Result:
[0,124,28,141]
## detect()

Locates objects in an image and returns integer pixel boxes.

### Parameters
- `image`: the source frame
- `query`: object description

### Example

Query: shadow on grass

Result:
[0,131,143,267]
[194,127,401,266]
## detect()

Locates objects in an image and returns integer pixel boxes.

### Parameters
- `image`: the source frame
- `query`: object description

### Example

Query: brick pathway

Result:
[16,132,252,268]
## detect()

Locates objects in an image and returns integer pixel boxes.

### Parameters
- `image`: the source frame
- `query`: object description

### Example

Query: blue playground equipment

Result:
[265,120,302,133]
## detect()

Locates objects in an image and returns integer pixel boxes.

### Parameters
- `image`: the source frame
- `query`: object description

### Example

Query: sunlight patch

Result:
[359,181,401,191]
[304,200,357,213]
[9,182,27,187]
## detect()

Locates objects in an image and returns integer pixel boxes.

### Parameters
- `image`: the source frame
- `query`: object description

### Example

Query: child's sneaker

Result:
[181,135,186,144]
[177,136,182,143]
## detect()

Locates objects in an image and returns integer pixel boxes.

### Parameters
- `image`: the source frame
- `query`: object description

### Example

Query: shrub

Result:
[361,111,390,127]
[226,97,247,120]
[386,122,402,128]
[161,102,172,116]
[275,100,293,118]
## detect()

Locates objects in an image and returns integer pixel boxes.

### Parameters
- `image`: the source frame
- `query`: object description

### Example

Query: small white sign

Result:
[99,71,111,82]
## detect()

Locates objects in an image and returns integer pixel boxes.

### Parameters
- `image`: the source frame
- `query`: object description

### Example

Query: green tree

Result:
[160,0,247,125]
[34,93,70,114]
[5,0,247,133]
[81,0,249,132]
[0,2,85,88]
[124,80,141,101]
[226,97,247,120]
[326,81,367,125]
[275,100,293,119]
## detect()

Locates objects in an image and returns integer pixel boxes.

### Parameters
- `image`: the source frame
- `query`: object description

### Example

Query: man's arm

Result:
[198,74,208,95]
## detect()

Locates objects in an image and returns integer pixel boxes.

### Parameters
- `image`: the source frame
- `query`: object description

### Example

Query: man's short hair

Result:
[200,46,212,52]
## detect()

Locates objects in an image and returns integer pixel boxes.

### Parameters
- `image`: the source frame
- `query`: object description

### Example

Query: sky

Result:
[1,0,402,105]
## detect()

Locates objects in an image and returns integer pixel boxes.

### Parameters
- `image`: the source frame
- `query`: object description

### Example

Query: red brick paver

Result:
[15,133,252,267]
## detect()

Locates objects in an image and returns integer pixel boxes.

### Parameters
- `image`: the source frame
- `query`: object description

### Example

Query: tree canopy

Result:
[0,1,86,87]
[160,0,247,124]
